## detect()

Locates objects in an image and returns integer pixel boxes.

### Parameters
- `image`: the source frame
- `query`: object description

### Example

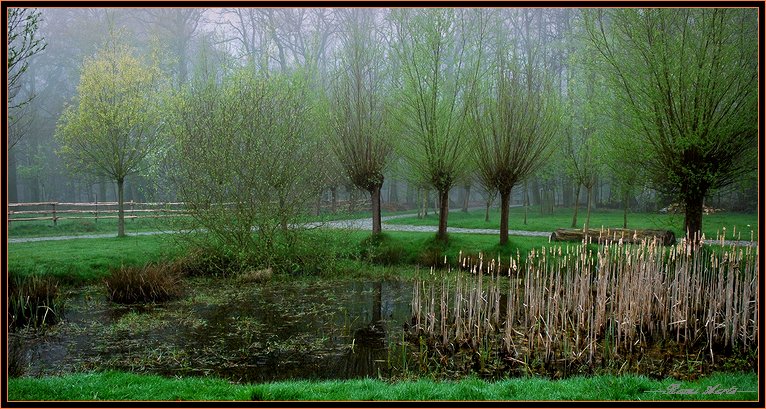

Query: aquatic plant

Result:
[8,272,61,329]
[409,230,758,375]
[105,263,184,304]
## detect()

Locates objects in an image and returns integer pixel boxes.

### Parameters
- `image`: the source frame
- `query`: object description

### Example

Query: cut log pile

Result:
[550,228,676,246]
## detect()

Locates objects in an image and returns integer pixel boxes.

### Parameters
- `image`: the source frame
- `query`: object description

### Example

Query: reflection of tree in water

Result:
[340,281,388,378]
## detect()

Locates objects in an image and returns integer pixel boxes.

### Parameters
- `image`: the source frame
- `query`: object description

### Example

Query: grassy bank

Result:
[7,235,185,283]
[387,207,759,241]
[7,230,551,283]
[8,371,757,401]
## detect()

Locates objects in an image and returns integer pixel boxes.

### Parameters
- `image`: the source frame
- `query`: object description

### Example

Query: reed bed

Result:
[409,231,758,374]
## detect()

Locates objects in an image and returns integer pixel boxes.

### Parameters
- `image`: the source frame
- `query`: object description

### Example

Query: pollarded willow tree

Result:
[471,52,560,246]
[585,8,758,239]
[55,37,165,237]
[390,8,489,241]
[330,9,392,235]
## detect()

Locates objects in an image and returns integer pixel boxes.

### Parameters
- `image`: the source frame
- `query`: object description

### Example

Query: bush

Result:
[8,272,62,330]
[104,263,184,304]
[173,246,243,277]
[360,233,408,265]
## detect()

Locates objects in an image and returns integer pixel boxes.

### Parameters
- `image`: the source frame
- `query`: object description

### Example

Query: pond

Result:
[11,270,757,383]
[14,277,414,383]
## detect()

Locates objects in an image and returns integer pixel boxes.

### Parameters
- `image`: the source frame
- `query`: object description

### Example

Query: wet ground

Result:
[13,277,414,383]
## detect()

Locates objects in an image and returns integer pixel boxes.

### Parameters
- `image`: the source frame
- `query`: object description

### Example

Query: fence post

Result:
[130,200,135,221]
[52,202,57,226]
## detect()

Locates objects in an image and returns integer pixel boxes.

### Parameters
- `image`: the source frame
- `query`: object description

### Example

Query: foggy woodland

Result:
[7,8,758,239]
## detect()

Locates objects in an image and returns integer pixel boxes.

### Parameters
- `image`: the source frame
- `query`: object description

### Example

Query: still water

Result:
[16,277,414,383]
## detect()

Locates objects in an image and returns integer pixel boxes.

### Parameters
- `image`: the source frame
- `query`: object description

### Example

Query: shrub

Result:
[104,263,184,304]
[360,233,408,265]
[8,272,62,330]
[7,335,29,377]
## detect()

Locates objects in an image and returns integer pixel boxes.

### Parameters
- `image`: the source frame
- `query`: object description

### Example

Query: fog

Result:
[6,7,758,218]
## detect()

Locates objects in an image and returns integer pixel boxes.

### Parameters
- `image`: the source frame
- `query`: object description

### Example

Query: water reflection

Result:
[18,278,413,382]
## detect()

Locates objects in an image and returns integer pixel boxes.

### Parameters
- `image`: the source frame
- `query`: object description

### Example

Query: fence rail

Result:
[7,199,372,225]
[7,201,189,225]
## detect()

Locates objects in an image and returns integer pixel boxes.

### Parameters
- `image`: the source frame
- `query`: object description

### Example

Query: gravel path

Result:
[8,207,756,247]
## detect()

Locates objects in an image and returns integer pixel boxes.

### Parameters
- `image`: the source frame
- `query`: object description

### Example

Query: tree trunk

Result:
[485,198,491,222]
[623,191,629,229]
[499,189,511,246]
[571,184,581,228]
[8,149,18,202]
[462,184,471,212]
[389,179,399,205]
[371,185,382,235]
[584,185,593,232]
[314,193,322,216]
[562,176,572,207]
[684,191,705,241]
[117,178,125,237]
[437,189,449,241]
[99,181,107,202]
[523,182,529,225]
[423,190,429,217]
[349,187,356,213]
[330,186,338,214]
[406,182,415,209]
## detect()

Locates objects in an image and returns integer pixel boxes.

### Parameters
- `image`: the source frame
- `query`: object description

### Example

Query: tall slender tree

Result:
[471,52,560,245]
[330,9,391,235]
[55,35,166,237]
[390,8,488,241]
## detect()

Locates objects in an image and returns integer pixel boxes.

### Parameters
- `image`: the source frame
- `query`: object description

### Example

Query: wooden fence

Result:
[7,201,188,225]
[7,198,373,226]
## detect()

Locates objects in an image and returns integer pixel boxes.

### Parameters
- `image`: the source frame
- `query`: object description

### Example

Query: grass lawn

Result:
[7,230,552,283]
[7,371,757,401]
[7,230,758,402]
[6,235,186,283]
[386,207,759,241]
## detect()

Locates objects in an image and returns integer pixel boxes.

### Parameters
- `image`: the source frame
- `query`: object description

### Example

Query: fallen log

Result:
[550,228,676,246]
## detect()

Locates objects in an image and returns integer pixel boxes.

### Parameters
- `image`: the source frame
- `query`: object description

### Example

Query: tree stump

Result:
[550,228,676,245]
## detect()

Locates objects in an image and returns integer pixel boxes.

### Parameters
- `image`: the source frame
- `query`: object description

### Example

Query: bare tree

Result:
[390,8,488,241]
[330,9,392,235]
[7,7,46,150]
[471,52,560,246]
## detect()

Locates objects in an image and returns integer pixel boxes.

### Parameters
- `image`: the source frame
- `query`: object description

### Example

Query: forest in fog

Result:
[7,8,758,228]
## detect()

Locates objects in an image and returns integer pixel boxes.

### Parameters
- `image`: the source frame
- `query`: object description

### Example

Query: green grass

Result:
[386,207,759,241]
[7,235,185,283]
[7,230,551,284]
[8,371,757,401]
[7,216,182,238]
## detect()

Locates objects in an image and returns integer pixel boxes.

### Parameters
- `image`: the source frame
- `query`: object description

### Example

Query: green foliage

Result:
[55,33,167,237]
[8,371,757,401]
[389,9,490,239]
[584,9,757,236]
[166,68,326,264]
